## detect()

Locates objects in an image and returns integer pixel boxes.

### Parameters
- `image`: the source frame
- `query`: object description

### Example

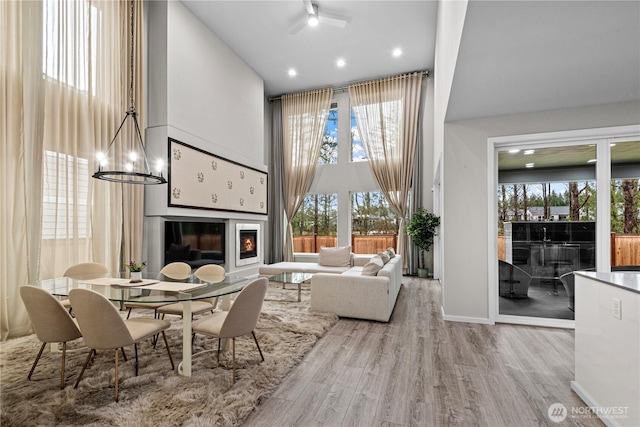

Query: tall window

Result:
[43,0,99,94]
[291,194,338,252]
[318,103,338,164]
[351,192,399,254]
[42,151,90,240]
[351,108,367,162]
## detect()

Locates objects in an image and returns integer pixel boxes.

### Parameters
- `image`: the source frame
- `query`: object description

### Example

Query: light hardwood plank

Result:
[242,277,604,427]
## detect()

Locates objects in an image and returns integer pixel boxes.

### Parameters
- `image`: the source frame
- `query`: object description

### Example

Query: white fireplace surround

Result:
[236,223,261,266]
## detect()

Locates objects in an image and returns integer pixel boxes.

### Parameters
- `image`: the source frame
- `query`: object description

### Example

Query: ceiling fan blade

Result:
[318,12,350,28]
[289,18,308,35]
[303,0,315,15]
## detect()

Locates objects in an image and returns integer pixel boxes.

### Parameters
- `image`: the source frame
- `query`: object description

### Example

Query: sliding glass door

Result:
[491,128,640,326]
[497,143,597,321]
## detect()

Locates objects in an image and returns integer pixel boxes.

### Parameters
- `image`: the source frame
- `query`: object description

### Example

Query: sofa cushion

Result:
[259,262,350,276]
[386,247,396,258]
[318,246,351,267]
[361,255,384,276]
[378,251,390,264]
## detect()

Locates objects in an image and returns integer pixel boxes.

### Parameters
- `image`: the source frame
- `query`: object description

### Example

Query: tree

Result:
[542,183,550,220]
[569,181,595,221]
[407,207,440,272]
[319,109,338,164]
[622,179,639,234]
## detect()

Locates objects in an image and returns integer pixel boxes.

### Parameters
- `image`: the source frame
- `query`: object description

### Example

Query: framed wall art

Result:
[168,138,268,215]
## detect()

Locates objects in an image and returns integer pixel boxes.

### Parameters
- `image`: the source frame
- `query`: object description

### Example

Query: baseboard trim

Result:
[442,312,495,325]
[571,381,621,427]
[497,315,574,329]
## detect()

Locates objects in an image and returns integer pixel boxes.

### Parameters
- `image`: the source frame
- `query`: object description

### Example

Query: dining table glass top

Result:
[38,272,250,304]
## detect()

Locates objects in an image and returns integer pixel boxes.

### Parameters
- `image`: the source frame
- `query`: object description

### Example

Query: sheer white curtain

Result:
[1,0,144,339]
[349,72,424,261]
[281,88,333,261]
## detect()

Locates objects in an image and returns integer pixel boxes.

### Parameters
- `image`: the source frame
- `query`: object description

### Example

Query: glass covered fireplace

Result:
[236,223,260,266]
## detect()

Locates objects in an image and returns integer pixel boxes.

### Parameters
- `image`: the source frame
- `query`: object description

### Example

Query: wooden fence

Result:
[293,236,337,253]
[293,235,397,254]
[611,234,640,266]
[498,234,640,266]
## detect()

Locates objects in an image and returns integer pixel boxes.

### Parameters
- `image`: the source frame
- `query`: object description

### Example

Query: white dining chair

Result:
[191,277,268,384]
[60,262,109,312]
[124,262,191,319]
[19,286,83,389]
[70,288,174,401]
[157,264,225,320]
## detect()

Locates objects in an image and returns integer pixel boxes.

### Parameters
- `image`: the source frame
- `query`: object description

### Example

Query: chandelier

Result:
[92,0,166,185]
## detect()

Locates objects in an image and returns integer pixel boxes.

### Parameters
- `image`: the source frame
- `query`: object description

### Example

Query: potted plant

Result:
[406,207,440,278]
[126,260,147,283]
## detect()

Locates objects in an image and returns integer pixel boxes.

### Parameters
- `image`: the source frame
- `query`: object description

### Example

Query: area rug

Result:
[0,285,337,426]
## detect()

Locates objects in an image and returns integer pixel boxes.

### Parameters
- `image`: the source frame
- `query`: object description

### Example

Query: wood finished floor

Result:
[242,277,603,427]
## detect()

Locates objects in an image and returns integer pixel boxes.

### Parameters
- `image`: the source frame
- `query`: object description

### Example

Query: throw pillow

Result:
[168,243,191,262]
[378,251,390,264]
[361,255,384,276]
[318,246,352,267]
[386,247,396,258]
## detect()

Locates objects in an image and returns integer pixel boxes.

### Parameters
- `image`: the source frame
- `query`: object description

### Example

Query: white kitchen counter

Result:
[573,272,640,427]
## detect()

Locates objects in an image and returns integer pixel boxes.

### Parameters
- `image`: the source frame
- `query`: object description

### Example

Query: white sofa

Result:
[258,250,402,322]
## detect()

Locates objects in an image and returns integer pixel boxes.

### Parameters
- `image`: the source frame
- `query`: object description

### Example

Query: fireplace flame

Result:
[243,237,255,252]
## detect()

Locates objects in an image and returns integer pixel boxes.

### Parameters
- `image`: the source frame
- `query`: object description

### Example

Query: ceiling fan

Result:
[289,0,351,35]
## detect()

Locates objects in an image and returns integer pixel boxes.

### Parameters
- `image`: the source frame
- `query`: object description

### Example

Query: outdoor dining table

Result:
[36,272,250,377]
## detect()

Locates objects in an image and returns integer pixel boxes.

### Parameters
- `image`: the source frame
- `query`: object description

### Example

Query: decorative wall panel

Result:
[168,138,268,214]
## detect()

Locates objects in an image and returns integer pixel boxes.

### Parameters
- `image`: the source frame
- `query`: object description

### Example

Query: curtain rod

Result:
[267,70,429,102]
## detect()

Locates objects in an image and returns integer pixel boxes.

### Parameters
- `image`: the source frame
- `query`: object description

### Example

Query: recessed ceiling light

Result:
[610,143,616,147]
[525,163,535,168]
[524,149,535,155]
[587,159,597,163]
[336,58,345,68]
[288,68,297,77]
[508,149,521,154]
[392,48,402,57]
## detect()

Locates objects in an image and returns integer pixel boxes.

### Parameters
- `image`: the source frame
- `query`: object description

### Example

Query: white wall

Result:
[441,101,640,322]
[144,1,266,275]
[432,0,468,283]
[433,0,468,172]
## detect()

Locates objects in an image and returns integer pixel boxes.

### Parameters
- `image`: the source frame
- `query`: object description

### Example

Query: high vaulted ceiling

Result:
[181,0,640,121]
[181,0,438,97]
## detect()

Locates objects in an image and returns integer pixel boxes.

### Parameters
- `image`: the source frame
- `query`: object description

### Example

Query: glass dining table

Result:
[37,272,251,377]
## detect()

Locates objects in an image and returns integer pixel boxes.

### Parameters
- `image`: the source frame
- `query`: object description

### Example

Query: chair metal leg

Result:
[114,349,119,402]
[134,343,139,376]
[232,337,236,384]
[126,308,132,319]
[60,341,67,389]
[28,342,47,381]
[217,338,221,363]
[121,348,128,362]
[161,331,175,370]
[251,331,264,362]
[74,349,95,389]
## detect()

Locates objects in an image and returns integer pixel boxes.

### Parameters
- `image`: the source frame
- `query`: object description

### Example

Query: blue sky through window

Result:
[351,108,366,162]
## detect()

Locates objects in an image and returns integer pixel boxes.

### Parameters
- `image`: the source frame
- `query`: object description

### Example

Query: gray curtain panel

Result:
[268,100,285,264]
